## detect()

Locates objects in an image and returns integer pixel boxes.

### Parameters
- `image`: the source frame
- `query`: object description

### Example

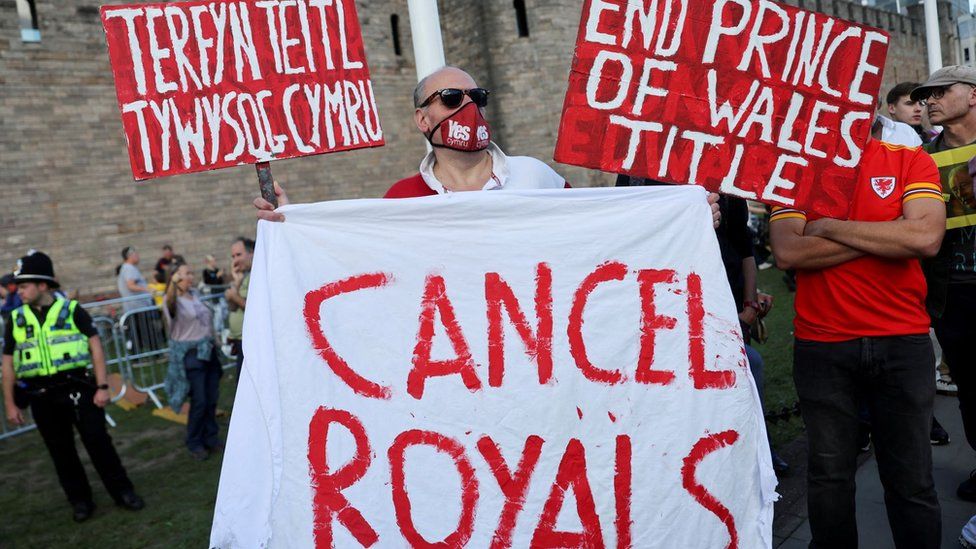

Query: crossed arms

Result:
[770,197,946,271]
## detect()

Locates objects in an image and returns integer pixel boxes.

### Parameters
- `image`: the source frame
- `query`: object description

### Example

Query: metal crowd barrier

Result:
[119,305,170,409]
[1,287,238,440]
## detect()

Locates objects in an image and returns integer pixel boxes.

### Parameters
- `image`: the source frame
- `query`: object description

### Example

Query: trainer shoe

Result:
[931,417,951,446]
[937,376,958,395]
[958,470,976,502]
[72,500,95,523]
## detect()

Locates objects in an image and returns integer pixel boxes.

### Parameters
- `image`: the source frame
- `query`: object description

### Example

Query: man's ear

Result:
[887,104,897,117]
[415,108,430,133]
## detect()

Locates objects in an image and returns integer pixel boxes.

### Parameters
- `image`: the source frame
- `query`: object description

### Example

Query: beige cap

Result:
[911,65,976,101]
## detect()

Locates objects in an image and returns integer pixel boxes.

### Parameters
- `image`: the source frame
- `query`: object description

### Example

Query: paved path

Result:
[775,394,976,548]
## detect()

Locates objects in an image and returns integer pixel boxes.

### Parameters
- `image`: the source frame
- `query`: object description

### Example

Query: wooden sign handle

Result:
[256,162,277,208]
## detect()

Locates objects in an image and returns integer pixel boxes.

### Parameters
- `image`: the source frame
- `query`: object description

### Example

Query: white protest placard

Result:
[211,187,777,548]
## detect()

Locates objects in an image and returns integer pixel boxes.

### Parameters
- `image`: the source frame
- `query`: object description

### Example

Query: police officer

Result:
[2,252,144,522]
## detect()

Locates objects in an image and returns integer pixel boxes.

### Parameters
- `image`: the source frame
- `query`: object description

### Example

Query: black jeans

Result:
[933,284,976,451]
[794,335,940,549]
[184,348,222,452]
[29,379,134,505]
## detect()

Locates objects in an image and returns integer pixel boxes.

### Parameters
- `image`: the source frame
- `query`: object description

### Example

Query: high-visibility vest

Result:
[10,299,91,378]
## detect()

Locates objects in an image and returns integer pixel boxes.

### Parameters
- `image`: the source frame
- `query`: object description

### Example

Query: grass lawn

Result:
[0,377,237,548]
[0,267,804,546]
[755,267,805,450]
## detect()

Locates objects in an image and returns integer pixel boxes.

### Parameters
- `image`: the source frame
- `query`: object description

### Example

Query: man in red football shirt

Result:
[770,120,945,548]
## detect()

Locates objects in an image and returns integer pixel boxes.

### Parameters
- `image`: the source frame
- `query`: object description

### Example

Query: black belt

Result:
[20,369,93,393]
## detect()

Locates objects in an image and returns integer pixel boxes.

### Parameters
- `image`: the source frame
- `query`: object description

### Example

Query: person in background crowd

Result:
[2,252,144,522]
[202,255,225,287]
[770,117,945,548]
[887,81,931,144]
[877,114,923,148]
[162,262,223,461]
[0,273,21,317]
[226,237,253,379]
[154,244,174,283]
[116,246,152,312]
[116,246,160,352]
[911,66,976,504]
[147,271,167,307]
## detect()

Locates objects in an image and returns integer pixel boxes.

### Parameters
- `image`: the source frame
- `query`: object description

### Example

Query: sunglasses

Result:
[919,83,976,104]
[419,88,490,109]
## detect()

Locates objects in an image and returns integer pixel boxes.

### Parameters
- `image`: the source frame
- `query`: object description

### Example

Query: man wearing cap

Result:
[2,252,144,522]
[911,65,976,501]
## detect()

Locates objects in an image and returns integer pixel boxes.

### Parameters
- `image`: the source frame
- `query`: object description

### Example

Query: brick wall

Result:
[0,0,945,296]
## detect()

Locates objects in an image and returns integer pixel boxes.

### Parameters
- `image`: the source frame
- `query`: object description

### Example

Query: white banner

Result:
[211,186,777,548]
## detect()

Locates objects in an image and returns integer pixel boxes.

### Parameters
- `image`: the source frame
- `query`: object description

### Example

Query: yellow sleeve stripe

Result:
[903,192,945,204]
[880,142,918,152]
[903,188,944,199]
[904,182,942,192]
[769,211,807,222]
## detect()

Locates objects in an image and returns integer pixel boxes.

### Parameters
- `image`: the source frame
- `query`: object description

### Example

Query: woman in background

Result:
[163,262,223,461]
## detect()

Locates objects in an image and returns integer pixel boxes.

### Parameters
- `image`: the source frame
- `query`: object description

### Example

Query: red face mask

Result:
[426,101,491,152]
